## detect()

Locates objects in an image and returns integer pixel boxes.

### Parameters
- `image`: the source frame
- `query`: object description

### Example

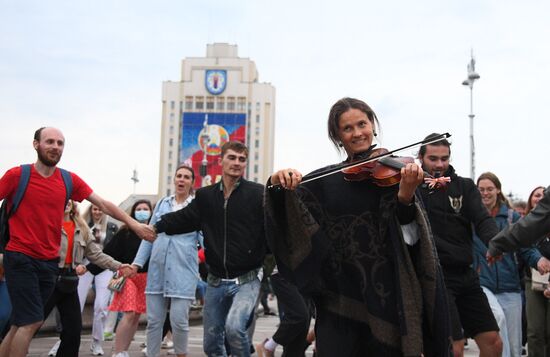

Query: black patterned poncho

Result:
[264,166,451,357]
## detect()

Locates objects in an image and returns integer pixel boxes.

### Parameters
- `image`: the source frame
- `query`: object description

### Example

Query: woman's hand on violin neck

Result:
[397,163,424,204]
[270,169,303,190]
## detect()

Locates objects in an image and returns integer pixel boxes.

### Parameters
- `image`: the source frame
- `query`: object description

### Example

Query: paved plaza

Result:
[27,308,483,357]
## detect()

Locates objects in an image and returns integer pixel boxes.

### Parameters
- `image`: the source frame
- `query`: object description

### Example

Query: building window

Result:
[216,97,225,110]
[185,96,193,110]
[237,97,246,112]
[206,96,214,110]
[227,97,235,111]
[168,151,172,159]
[170,113,174,122]
[256,102,260,112]
[196,96,204,110]
[255,115,260,124]
[255,139,259,148]
[254,152,259,161]
[255,127,260,135]
[167,176,172,184]
[169,138,173,147]
[179,101,183,112]
[170,101,175,110]
[168,163,172,172]
[254,165,259,174]
[169,125,174,135]
[167,189,171,196]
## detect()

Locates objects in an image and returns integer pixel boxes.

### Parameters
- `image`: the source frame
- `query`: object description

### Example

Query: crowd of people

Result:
[2,100,550,357]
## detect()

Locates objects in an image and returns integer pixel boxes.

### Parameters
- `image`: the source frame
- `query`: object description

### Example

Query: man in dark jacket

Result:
[153,141,266,357]
[417,133,502,357]
[488,185,550,258]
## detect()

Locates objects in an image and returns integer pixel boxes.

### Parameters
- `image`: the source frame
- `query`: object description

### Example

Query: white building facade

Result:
[158,43,276,196]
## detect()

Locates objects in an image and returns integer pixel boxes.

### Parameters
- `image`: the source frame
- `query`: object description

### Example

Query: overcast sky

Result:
[1,0,548,204]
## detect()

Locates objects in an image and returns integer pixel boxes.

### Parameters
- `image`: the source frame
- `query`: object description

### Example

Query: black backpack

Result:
[0,165,73,253]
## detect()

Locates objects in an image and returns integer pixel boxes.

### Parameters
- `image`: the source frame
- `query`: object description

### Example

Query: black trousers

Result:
[271,273,311,357]
[43,276,82,357]
[315,309,404,357]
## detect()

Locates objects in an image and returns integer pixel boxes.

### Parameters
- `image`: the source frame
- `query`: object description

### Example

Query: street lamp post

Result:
[462,50,481,180]
[131,168,139,194]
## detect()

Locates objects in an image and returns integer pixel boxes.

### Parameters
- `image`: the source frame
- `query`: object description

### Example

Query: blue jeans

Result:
[146,294,193,357]
[482,286,522,357]
[196,280,207,300]
[203,278,260,357]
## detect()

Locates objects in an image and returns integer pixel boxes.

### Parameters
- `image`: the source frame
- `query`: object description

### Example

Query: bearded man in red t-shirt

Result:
[0,127,155,357]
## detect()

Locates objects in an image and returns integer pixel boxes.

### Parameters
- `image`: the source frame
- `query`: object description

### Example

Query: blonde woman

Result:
[76,205,118,355]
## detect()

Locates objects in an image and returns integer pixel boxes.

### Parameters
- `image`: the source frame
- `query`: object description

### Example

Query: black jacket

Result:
[155,178,266,279]
[489,185,550,256]
[418,165,498,269]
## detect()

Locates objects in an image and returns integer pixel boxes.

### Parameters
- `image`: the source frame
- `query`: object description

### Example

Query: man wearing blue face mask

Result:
[152,141,267,357]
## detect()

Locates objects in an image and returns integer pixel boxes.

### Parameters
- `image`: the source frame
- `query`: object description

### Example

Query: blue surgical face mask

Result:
[135,210,151,223]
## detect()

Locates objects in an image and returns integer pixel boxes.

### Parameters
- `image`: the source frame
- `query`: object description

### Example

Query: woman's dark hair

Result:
[418,133,452,157]
[476,172,509,208]
[327,97,379,152]
[130,199,153,220]
[175,164,195,181]
[527,186,546,213]
[174,164,195,194]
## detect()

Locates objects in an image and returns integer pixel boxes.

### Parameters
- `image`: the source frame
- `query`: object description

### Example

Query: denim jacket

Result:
[133,195,202,299]
[473,204,542,293]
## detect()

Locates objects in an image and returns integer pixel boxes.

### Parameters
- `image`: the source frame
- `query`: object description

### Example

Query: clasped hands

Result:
[75,263,137,278]
[133,222,157,243]
[118,264,139,278]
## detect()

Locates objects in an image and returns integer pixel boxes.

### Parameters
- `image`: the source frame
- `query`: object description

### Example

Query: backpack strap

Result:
[59,168,73,207]
[10,164,32,216]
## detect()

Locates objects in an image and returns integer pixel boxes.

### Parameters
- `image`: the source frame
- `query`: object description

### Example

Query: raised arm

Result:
[154,198,201,235]
[489,186,550,257]
[87,192,155,242]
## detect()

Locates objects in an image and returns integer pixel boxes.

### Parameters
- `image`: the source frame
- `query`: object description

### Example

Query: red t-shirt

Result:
[0,165,93,260]
[62,220,75,265]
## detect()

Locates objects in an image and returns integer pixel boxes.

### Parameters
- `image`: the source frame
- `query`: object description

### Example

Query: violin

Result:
[268,133,452,189]
[342,148,450,189]
[342,148,413,186]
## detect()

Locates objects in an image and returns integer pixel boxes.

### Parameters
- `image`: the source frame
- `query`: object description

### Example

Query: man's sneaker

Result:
[90,339,104,356]
[167,349,176,355]
[161,339,174,349]
[112,352,129,357]
[141,346,147,355]
[103,331,115,341]
[48,340,61,356]
[255,339,275,357]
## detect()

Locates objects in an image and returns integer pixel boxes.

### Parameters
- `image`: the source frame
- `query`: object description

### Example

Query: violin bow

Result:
[269,132,451,188]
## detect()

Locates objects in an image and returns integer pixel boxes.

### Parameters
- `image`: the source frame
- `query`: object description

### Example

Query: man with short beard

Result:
[0,127,155,357]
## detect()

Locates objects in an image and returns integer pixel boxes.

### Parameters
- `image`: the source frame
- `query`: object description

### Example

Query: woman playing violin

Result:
[265,97,451,357]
